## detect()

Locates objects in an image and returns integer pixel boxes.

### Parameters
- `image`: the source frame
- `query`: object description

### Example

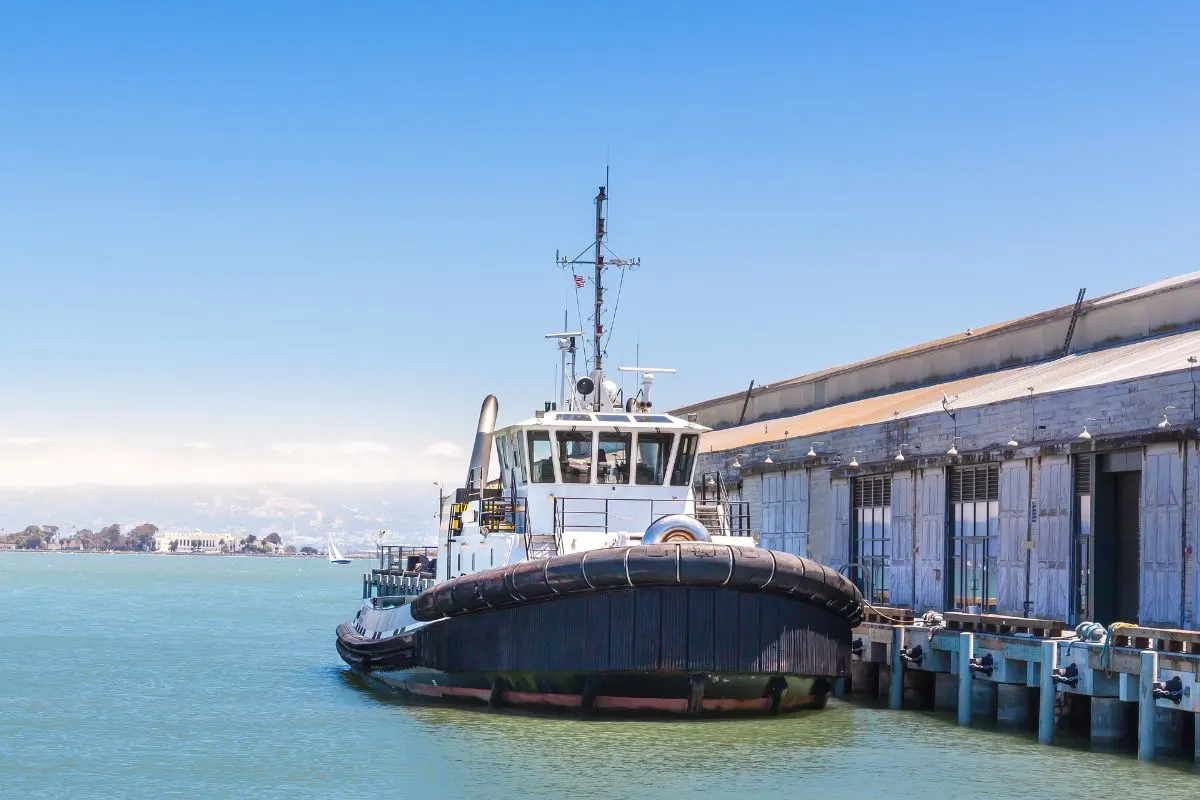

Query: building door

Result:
[1089,449,1141,626]
[851,474,891,605]
[948,464,999,612]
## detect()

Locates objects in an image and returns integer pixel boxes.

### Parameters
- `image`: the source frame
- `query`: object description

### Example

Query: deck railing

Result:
[551,496,752,540]
[363,571,437,600]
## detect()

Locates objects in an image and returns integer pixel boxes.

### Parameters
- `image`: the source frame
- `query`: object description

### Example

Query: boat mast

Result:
[558,182,639,411]
[592,186,606,410]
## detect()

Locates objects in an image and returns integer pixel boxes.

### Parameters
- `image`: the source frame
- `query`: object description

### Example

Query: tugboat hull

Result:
[360,667,831,714]
[338,546,864,717]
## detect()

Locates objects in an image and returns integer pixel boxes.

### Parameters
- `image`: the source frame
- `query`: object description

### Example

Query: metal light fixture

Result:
[1158,406,1176,429]
[1079,417,1096,440]
[848,450,862,469]
[894,443,908,462]
[763,452,774,465]
[1007,428,1019,448]
[947,436,960,457]
[731,453,745,469]
[806,440,825,459]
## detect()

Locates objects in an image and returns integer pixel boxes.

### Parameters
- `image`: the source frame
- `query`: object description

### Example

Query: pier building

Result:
[677,272,1200,758]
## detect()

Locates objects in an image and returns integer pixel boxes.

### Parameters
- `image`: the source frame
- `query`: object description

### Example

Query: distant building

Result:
[154,531,240,553]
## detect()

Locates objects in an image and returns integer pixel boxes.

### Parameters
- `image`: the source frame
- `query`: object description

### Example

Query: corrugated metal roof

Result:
[676,272,1200,417]
[702,328,1200,452]
[1094,271,1200,306]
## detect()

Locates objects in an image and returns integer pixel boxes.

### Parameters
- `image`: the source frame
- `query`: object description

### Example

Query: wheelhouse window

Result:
[851,475,891,605]
[670,433,699,486]
[527,430,554,483]
[513,432,527,485]
[496,436,510,484]
[556,431,594,484]
[597,432,631,484]
[949,464,999,612]
[634,432,671,485]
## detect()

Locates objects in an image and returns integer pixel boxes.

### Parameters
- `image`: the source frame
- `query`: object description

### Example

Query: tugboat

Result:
[335,185,864,715]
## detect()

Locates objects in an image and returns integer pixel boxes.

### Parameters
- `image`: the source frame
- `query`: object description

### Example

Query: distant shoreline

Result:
[0,549,374,559]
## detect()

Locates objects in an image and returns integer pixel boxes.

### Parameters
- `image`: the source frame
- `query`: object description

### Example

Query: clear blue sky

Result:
[1,1,1197,485]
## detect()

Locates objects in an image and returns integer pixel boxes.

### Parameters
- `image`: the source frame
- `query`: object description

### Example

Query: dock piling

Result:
[957,632,973,726]
[889,626,904,710]
[1138,650,1158,761]
[1038,639,1057,744]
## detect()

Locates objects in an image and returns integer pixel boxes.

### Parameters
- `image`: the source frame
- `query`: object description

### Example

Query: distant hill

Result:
[0,483,440,552]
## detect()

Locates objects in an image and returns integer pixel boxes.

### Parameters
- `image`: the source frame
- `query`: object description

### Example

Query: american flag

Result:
[574,275,585,289]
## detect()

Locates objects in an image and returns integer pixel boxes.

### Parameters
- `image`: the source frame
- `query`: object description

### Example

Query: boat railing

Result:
[363,571,437,600]
[551,496,752,539]
[480,495,527,535]
[377,544,439,573]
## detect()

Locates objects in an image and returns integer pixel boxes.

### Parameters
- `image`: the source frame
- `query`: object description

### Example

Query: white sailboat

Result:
[328,536,352,565]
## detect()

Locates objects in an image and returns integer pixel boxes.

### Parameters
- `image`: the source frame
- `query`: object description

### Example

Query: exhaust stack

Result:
[465,395,498,491]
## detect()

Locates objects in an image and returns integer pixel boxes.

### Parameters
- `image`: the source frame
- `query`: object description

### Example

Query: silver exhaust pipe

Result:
[466,395,498,490]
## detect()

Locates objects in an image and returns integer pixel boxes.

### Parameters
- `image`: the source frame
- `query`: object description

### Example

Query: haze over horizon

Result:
[2,2,1197,489]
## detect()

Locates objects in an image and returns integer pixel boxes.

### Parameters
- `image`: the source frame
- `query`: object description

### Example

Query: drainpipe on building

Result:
[1180,439,1189,628]
[1023,458,1035,618]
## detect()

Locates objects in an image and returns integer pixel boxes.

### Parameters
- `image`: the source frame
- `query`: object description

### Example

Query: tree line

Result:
[2,525,314,554]
[2,523,159,551]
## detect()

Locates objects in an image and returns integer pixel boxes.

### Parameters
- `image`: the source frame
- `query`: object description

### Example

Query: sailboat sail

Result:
[328,536,350,564]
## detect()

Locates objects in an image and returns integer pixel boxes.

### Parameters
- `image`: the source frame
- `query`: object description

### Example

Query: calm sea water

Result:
[2,552,1198,799]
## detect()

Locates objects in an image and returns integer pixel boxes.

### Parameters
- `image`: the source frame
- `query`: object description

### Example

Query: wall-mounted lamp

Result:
[894,443,909,462]
[848,450,862,469]
[1007,427,1020,448]
[1079,417,1097,440]
[1158,406,1176,429]
[947,436,960,457]
[731,453,746,469]
[807,441,825,458]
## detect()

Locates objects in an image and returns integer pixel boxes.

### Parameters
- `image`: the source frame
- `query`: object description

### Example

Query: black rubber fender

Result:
[544,550,592,594]
[676,542,734,586]
[579,547,633,589]
[625,544,678,585]
[509,559,556,601]
[406,543,865,624]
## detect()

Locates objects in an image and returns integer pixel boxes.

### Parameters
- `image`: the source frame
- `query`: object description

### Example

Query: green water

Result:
[2,553,1197,799]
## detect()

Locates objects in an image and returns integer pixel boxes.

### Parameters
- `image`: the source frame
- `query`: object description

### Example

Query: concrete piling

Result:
[1138,650,1158,761]
[1038,639,1057,744]
[957,632,973,726]
[889,626,904,710]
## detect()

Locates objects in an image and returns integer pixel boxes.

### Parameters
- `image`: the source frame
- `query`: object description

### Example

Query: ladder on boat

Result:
[526,533,559,560]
